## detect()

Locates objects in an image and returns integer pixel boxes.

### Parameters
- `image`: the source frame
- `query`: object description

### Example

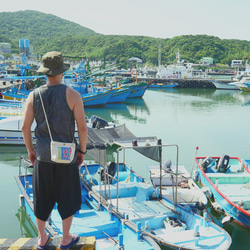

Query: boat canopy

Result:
[86,124,161,164]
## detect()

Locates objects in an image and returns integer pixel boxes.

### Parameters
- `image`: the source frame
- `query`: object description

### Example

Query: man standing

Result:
[22,51,87,249]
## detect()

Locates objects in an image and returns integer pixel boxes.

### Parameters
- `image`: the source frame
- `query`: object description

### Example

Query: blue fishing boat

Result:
[194,155,250,228]
[81,90,114,107]
[80,140,232,249]
[107,87,131,104]
[148,83,178,89]
[15,157,160,250]
[63,63,115,106]
[123,82,149,98]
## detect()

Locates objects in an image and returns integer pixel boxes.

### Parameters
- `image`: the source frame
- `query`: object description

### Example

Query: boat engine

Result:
[101,161,116,184]
[201,156,213,171]
[216,154,230,173]
[163,159,172,173]
[91,116,109,129]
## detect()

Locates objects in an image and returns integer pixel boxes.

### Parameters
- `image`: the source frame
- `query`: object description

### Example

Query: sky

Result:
[2,0,250,41]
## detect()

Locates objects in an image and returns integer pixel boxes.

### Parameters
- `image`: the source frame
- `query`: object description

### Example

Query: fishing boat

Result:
[64,61,120,106]
[15,157,160,250]
[0,115,115,145]
[194,154,250,228]
[238,83,250,92]
[147,162,207,210]
[81,90,114,106]
[80,139,232,249]
[1,74,46,101]
[210,80,241,90]
[148,83,178,89]
[122,82,149,98]
[107,87,131,104]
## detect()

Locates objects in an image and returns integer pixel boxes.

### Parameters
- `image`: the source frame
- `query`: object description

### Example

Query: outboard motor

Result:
[216,154,230,173]
[92,116,109,129]
[101,162,117,184]
[163,159,172,173]
[90,115,97,124]
[201,156,213,171]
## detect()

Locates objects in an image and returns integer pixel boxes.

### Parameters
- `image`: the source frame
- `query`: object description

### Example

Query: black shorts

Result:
[33,160,81,221]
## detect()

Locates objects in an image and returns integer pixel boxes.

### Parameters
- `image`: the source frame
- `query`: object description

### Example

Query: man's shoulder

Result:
[66,86,82,103]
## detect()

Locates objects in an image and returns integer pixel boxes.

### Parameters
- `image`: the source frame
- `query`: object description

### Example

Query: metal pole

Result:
[174,145,179,206]
[116,148,120,212]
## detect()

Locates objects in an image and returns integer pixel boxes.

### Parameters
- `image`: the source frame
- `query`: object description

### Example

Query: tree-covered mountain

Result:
[1,10,250,68]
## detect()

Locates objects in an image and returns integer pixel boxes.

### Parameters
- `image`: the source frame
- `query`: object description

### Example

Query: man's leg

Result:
[60,215,77,246]
[36,217,49,246]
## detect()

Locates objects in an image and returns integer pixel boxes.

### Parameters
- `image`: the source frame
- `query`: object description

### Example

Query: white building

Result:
[0,43,11,54]
[231,60,243,68]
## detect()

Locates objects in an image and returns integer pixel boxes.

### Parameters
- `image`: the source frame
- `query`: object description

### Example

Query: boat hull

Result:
[211,80,240,90]
[126,83,148,98]
[195,156,250,228]
[107,88,131,103]
[148,83,178,89]
[82,90,113,106]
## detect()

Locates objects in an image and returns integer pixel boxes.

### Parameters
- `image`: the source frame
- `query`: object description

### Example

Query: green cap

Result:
[37,51,69,76]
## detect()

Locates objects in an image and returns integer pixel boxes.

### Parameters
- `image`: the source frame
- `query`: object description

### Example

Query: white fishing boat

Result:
[211,80,241,90]
[147,162,207,210]
[0,115,115,145]
[212,76,250,90]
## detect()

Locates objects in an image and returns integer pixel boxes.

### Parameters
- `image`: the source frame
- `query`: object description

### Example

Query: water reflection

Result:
[236,92,250,106]
[0,145,27,162]
[15,207,38,238]
[85,98,150,124]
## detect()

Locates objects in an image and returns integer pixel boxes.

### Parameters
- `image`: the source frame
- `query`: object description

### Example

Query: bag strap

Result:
[38,89,54,142]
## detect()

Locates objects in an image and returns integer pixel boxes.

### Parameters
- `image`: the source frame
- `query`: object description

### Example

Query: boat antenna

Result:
[190,146,199,178]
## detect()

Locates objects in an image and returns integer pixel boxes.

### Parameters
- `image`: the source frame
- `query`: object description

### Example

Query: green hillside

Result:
[1,10,250,68]
[0,10,96,50]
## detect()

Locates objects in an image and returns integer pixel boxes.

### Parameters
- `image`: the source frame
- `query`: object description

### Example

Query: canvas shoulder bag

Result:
[38,90,76,163]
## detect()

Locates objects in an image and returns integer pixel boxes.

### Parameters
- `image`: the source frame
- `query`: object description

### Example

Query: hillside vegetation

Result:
[1,10,250,68]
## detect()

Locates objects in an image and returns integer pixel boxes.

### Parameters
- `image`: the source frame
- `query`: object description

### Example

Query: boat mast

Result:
[176,49,180,65]
[158,43,161,68]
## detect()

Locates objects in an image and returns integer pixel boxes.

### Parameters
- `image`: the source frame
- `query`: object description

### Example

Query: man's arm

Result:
[66,87,88,166]
[22,92,36,164]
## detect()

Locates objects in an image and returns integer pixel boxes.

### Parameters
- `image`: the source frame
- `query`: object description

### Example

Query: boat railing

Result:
[111,139,179,212]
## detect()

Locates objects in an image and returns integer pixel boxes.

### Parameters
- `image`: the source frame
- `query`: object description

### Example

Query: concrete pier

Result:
[0,236,96,250]
[120,77,217,88]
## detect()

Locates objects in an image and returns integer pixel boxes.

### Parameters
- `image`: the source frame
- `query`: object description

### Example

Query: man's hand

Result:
[28,150,36,166]
[77,152,85,167]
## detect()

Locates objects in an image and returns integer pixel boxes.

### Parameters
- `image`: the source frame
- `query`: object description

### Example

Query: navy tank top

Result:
[33,84,77,163]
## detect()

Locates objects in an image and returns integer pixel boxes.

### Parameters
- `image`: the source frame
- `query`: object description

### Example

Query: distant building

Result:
[0,42,11,54]
[231,60,243,68]
[19,38,31,57]
[202,57,213,66]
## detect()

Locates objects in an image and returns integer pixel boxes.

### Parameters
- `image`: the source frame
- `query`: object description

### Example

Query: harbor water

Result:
[1,88,250,249]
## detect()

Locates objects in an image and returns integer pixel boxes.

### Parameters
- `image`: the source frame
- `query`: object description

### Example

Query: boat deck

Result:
[217,183,250,209]
[206,172,250,184]
[206,171,250,209]
[51,202,119,238]
[161,186,205,204]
